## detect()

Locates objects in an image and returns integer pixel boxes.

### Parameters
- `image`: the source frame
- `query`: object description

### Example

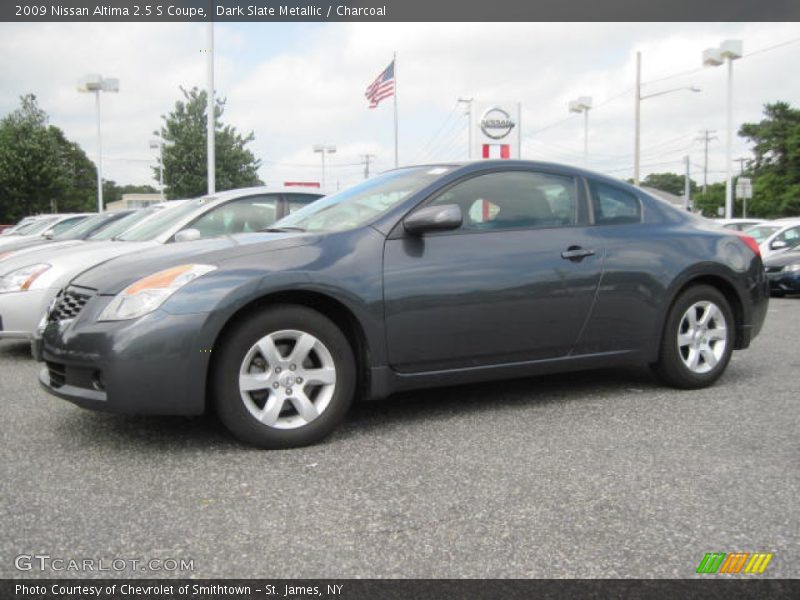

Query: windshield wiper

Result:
[260,226,306,233]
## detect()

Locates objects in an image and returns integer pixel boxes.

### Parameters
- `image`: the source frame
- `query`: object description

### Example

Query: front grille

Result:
[47,362,66,389]
[48,287,93,323]
[765,265,784,274]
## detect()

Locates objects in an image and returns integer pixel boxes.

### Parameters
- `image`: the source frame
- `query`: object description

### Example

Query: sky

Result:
[1,21,799,194]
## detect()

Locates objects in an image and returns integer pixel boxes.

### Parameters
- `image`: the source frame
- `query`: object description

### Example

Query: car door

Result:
[383,169,604,373]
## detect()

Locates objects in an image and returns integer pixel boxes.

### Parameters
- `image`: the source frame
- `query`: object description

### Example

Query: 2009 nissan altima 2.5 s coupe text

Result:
[36,161,769,448]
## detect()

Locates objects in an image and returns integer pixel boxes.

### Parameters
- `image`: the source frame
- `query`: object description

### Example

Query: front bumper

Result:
[767,269,800,294]
[0,287,56,339]
[38,309,213,415]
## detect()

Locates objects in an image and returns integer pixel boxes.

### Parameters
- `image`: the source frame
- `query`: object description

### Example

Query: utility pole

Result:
[683,155,691,212]
[696,129,717,194]
[361,154,376,179]
[734,157,747,175]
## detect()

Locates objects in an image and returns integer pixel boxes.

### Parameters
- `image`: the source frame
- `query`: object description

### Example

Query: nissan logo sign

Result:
[479,107,515,140]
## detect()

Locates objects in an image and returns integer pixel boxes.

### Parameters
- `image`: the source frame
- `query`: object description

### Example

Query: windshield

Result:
[51,213,110,240]
[272,167,452,233]
[116,200,201,241]
[744,224,780,243]
[14,216,59,235]
[89,209,158,241]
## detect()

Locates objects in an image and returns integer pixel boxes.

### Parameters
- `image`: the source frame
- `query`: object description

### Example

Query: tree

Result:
[155,87,262,199]
[641,172,698,197]
[738,101,800,217]
[0,94,97,221]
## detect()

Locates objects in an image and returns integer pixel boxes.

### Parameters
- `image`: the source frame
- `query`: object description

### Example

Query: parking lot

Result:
[1,298,798,579]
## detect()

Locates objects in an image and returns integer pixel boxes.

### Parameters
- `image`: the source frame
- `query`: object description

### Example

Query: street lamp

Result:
[458,97,473,159]
[633,51,701,186]
[703,39,743,220]
[568,96,592,167]
[149,137,172,201]
[313,144,336,192]
[78,74,119,212]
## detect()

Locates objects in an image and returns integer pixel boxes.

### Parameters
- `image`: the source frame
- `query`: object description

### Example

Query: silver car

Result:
[0,214,91,249]
[0,187,321,340]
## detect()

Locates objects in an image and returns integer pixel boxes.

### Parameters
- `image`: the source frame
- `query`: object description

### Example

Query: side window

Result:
[590,182,641,225]
[185,195,278,239]
[776,226,800,249]
[285,193,321,215]
[429,171,578,231]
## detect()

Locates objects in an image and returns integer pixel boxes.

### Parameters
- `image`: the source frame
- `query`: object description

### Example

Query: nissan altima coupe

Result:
[38,161,769,448]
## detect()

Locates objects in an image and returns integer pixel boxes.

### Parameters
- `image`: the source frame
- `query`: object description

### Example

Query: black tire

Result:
[652,284,734,390]
[771,290,785,298]
[213,305,356,449]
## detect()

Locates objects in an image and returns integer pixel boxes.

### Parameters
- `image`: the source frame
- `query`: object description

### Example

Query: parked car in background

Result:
[744,219,800,259]
[0,211,134,256]
[0,214,90,250]
[764,249,800,296]
[1,216,43,235]
[36,161,769,449]
[0,188,321,341]
[714,218,768,231]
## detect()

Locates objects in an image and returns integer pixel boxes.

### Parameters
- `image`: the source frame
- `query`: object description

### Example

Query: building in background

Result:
[106,193,162,212]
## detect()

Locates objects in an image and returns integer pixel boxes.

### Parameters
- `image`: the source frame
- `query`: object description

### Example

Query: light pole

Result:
[633,51,700,185]
[703,40,743,219]
[149,137,171,200]
[568,96,592,167]
[78,74,119,212]
[313,144,336,192]
[206,22,216,195]
[458,97,473,159]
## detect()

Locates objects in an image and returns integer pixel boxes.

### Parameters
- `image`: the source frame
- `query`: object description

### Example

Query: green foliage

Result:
[0,94,97,221]
[155,87,262,199]
[738,101,800,217]
[642,172,698,197]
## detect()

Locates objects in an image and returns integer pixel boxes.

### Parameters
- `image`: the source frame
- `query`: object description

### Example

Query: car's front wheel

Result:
[653,285,734,389]
[213,305,356,448]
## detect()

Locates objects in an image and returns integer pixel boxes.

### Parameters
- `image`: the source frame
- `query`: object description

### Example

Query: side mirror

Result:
[174,228,202,243]
[771,240,788,250]
[403,204,462,235]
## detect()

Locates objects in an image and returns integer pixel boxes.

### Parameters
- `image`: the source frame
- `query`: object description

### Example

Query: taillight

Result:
[736,233,761,257]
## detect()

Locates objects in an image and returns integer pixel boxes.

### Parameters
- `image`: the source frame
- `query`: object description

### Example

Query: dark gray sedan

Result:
[38,162,769,448]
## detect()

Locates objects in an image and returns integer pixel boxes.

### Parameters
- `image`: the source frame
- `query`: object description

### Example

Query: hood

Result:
[764,250,800,268]
[71,231,315,294]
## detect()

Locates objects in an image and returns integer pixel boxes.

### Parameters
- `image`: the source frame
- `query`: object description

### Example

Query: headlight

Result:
[97,264,217,322]
[788,263,800,272]
[0,263,50,294]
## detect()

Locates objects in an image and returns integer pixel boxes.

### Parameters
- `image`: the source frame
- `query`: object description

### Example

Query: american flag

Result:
[364,60,395,109]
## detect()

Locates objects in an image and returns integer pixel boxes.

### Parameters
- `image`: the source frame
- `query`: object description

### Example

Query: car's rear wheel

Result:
[213,305,356,448]
[653,285,734,389]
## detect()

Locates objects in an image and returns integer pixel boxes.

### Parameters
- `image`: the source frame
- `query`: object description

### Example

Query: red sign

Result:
[284,181,321,188]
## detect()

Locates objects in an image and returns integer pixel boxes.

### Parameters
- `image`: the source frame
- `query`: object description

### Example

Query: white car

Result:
[744,219,800,259]
[0,187,321,340]
[714,218,768,232]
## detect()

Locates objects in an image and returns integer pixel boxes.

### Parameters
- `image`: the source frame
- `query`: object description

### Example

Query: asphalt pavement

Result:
[1,298,798,579]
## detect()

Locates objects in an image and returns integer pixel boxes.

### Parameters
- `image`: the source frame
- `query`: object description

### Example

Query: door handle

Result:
[561,246,595,261]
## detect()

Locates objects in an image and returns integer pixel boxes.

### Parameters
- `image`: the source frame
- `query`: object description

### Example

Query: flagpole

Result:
[393,51,398,168]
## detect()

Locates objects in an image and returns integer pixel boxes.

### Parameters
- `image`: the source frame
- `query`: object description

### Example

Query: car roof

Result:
[197,186,324,202]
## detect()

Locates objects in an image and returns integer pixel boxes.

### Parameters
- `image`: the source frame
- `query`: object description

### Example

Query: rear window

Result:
[590,182,641,225]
